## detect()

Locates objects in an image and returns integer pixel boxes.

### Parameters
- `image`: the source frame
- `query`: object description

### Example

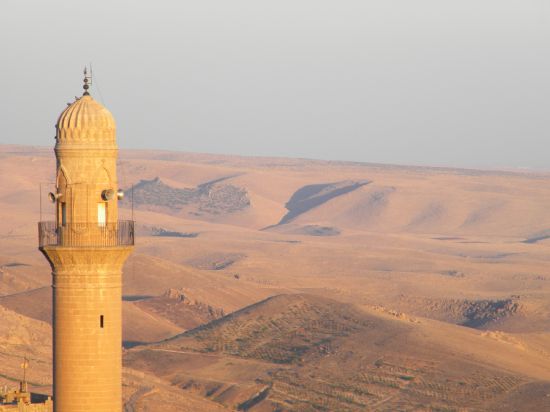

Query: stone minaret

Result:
[39,70,134,412]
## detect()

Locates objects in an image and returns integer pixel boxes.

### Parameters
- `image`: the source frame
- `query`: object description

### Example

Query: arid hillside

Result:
[127,294,550,411]
[1,144,550,411]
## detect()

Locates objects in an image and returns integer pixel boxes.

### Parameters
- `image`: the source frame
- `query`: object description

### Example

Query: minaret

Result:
[39,69,134,412]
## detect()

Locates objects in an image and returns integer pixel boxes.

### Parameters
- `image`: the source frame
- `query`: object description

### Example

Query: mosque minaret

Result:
[38,70,134,412]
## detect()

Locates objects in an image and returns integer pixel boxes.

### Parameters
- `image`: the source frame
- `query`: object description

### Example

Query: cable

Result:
[90,63,107,105]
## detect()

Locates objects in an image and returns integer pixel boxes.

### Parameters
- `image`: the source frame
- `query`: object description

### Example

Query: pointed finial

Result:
[83,66,91,96]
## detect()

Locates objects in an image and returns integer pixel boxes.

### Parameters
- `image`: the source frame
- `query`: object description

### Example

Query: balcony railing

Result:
[38,221,134,248]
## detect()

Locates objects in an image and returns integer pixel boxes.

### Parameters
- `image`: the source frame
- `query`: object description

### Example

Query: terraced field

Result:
[127,295,550,411]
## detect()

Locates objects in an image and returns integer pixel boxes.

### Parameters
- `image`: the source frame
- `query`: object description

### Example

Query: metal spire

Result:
[83,66,92,96]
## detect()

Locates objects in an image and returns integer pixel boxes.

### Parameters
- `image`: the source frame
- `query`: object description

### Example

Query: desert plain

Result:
[1,144,550,411]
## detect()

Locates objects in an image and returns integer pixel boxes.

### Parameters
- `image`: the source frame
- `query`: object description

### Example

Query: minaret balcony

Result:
[38,220,134,248]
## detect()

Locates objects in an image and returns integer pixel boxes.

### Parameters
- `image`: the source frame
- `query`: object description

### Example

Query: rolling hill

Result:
[1,144,550,410]
[126,294,550,411]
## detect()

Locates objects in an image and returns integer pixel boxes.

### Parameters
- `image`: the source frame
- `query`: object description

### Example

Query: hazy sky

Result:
[1,1,548,169]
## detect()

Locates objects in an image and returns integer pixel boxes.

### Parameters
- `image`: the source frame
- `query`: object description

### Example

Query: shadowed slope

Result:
[277,180,370,225]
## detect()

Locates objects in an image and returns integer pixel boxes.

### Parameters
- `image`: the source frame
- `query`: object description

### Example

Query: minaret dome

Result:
[56,96,116,144]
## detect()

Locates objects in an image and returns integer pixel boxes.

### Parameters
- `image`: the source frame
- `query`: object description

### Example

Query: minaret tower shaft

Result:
[39,70,134,412]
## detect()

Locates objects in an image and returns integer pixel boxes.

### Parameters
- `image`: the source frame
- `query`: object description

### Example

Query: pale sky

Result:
[1,1,548,169]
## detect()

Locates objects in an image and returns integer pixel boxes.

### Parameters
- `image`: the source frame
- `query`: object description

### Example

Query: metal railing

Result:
[38,220,134,248]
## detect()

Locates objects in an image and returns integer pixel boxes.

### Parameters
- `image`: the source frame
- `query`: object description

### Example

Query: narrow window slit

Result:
[100,315,104,328]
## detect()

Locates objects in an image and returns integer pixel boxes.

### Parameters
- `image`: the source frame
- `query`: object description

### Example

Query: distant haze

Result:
[1,1,548,169]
